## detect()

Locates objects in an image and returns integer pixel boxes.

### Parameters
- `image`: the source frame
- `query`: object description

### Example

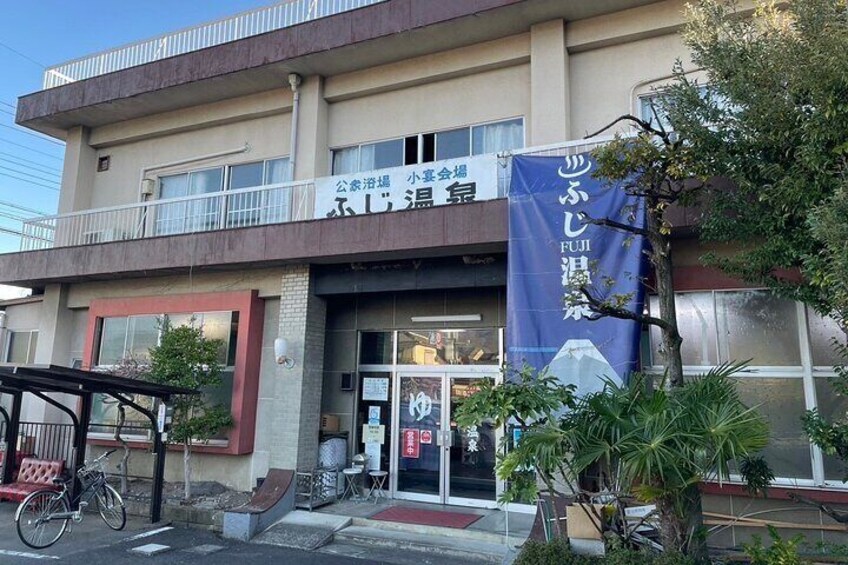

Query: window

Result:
[397,329,500,366]
[647,290,848,485]
[92,311,239,440]
[332,119,525,175]
[4,330,38,364]
[156,157,291,235]
[638,85,728,132]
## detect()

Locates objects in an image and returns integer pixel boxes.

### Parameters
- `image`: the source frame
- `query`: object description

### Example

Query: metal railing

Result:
[15,421,76,464]
[43,0,388,89]
[18,138,613,252]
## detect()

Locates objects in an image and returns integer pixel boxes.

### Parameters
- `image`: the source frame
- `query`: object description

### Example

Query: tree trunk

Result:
[656,487,708,562]
[183,442,192,500]
[114,404,130,495]
[646,202,684,388]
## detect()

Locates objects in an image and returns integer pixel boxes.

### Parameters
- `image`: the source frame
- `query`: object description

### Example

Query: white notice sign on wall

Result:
[362,377,389,401]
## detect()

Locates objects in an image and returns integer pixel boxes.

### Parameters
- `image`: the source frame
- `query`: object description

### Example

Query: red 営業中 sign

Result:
[402,428,420,459]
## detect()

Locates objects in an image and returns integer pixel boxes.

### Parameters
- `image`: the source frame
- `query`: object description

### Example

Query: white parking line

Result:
[0,549,60,560]
[122,526,174,543]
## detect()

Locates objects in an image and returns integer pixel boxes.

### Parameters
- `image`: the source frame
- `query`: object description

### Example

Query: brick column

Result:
[269,265,327,471]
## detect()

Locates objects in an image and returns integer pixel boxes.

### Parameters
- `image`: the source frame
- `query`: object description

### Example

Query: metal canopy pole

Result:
[1,392,21,484]
[108,391,168,523]
[70,393,93,507]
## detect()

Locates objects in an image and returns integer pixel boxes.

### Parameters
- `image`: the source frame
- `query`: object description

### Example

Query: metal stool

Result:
[367,470,389,504]
[341,467,365,502]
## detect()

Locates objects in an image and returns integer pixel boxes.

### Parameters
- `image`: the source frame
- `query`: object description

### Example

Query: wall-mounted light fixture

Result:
[410,314,482,323]
[274,337,295,369]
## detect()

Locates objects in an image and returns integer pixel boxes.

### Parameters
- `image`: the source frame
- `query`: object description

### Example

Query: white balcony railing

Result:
[42,0,388,89]
[18,139,612,252]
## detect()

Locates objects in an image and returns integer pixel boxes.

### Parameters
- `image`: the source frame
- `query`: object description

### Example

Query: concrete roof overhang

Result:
[0,198,509,288]
[16,0,662,138]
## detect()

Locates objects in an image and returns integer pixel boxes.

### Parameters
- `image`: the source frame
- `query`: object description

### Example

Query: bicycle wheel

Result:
[15,489,70,549]
[95,484,126,531]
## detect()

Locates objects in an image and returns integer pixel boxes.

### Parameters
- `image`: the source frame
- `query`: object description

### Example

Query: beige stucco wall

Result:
[66,268,285,309]
[327,63,530,153]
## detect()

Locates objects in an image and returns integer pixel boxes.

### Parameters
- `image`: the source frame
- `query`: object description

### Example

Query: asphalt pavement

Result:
[0,502,377,564]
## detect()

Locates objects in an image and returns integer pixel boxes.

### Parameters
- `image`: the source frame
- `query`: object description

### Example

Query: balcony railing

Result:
[18,138,611,252]
[42,0,388,89]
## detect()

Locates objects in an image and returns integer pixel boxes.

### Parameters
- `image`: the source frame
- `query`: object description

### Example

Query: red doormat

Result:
[370,506,482,529]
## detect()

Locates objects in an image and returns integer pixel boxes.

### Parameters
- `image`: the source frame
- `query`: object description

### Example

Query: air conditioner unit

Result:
[82,228,123,245]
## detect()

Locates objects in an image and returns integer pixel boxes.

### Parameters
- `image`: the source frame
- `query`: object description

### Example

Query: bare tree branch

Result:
[580,213,650,238]
[578,286,671,330]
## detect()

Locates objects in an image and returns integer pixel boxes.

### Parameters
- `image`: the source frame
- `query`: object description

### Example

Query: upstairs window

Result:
[155,157,291,235]
[4,330,38,364]
[332,118,524,175]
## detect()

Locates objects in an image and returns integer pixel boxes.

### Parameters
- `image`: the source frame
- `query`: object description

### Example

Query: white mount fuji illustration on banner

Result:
[546,339,622,398]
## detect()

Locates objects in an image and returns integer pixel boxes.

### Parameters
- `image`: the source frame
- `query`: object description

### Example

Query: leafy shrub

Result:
[515,538,589,565]
[743,526,810,565]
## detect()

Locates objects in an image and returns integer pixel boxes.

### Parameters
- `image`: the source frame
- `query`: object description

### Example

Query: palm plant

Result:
[456,363,773,558]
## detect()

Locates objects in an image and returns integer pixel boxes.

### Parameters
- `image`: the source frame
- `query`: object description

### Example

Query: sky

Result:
[0,1,277,296]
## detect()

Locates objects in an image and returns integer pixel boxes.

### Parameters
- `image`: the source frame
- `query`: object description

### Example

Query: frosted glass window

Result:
[807,307,848,367]
[733,377,812,479]
[6,331,37,364]
[332,147,359,175]
[264,158,291,184]
[716,291,801,366]
[649,292,718,366]
[815,378,848,480]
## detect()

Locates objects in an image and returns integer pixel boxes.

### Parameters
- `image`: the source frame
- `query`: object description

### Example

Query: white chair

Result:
[367,470,389,504]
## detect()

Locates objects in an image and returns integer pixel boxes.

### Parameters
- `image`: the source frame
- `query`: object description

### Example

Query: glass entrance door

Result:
[396,374,443,501]
[394,372,498,507]
[447,376,498,505]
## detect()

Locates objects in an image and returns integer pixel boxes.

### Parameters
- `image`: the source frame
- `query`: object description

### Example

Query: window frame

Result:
[330,117,526,176]
[84,292,265,456]
[3,329,39,364]
[645,288,844,488]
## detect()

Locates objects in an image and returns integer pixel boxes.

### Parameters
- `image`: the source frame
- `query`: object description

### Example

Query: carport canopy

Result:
[0,364,197,523]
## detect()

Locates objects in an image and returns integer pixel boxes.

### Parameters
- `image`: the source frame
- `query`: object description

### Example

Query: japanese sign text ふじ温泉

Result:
[313,155,498,219]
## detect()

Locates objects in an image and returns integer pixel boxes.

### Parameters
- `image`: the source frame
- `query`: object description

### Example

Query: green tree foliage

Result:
[147,320,233,500]
[662,0,848,320]
[654,0,848,483]
[456,364,772,558]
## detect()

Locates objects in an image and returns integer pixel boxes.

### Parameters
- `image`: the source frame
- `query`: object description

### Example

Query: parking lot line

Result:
[0,549,60,560]
[122,526,174,543]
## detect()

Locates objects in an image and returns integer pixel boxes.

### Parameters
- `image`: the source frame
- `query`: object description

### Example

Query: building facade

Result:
[1,0,846,545]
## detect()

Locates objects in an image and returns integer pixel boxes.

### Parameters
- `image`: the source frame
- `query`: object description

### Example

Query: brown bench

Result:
[0,457,64,503]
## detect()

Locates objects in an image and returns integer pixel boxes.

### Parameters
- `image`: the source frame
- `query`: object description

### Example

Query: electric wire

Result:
[0,123,64,146]
[0,164,60,185]
[0,41,46,68]
[0,100,16,110]
[0,171,59,191]
[0,155,61,177]
[0,200,47,215]
[0,138,63,160]
[0,151,61,173]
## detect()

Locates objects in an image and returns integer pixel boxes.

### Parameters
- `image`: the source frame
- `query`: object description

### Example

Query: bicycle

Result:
[14,448,127,549]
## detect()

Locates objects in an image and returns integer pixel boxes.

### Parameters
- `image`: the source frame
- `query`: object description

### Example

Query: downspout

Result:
[288,73,303,180]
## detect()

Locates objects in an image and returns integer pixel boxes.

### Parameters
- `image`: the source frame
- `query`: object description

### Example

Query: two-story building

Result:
[1,0,846,545]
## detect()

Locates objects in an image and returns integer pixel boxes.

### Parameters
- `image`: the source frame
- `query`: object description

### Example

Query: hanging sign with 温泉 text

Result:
[313,154,498,219]
[507,153,649,397]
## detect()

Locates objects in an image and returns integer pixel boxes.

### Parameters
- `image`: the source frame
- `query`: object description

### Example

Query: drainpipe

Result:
[288,73,303,180]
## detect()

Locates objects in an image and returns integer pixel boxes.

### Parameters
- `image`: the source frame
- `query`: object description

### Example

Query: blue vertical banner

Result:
[507,153,648,395]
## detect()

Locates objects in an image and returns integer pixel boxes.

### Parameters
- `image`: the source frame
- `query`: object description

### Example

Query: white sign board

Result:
[362,378,389,401]
[364,442,381,471]
[313,154,499,220]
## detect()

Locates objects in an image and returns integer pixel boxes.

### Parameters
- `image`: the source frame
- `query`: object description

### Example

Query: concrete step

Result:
[350,515,526,547]
[332,524,512,564]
